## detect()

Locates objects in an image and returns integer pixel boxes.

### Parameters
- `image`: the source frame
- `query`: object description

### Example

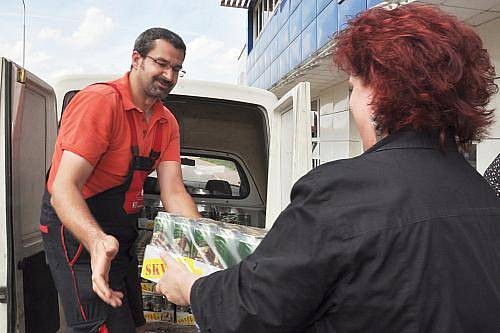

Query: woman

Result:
[156,4,500,332]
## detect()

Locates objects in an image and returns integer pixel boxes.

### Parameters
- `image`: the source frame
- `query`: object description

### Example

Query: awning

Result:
[220,0,252,9]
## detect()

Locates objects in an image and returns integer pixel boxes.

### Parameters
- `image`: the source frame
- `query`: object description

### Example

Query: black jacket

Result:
[191,130,500,332]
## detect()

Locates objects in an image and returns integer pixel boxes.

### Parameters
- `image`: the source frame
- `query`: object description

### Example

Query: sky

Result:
[0,0,247,85]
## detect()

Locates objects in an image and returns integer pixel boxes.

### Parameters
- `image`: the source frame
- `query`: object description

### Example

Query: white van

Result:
[0,58,313,332]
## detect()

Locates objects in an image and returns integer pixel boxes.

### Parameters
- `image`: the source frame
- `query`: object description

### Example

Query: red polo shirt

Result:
[47,72,180,199]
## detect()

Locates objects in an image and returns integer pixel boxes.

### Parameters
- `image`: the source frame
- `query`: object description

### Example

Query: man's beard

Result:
[145,75,173,100]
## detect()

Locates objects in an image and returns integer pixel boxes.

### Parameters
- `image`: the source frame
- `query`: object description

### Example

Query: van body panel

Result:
[266,82,312,228]
[0,57,13,333]
[1,58,59,333]
[165,96,269,204]
[53,75,278,120]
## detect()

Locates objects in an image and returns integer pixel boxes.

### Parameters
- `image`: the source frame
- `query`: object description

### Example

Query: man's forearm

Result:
[51,182,106,250]
[162,190,200,218]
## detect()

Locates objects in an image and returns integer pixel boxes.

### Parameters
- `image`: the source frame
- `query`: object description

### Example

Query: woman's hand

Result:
[155,252,199,306]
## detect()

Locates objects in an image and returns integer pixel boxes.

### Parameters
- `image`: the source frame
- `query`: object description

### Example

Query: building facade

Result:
[222,0,500,173]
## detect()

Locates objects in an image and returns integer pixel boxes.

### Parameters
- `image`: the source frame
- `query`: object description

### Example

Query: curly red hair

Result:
[332,3,497,146]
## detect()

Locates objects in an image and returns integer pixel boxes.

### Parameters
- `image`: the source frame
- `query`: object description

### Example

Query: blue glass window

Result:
[302,0,316,29]
[256,56,263,78]
[271,59,279,86]
[269,37,278,63]
[290,0,301,13]
[262,25,269,47]
[317,0,337,48]
[277,19,290,55]
[254,39,260,61]
[290,35,302,69]
[279,48,290,78]
[268,12,277,38]
[317,0,332,14]
[301,20,317,61]
[290,3,302,42]
[278,0,290,28]
[265,67,271,89]
[264,47,270,69]
[339,0,367,30]
[367,0,383,8]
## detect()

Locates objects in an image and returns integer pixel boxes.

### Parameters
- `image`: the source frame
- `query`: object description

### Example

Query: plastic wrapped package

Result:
[141,212,267,282]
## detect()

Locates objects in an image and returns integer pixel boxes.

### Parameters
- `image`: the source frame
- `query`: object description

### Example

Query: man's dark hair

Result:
[134,27,186,57]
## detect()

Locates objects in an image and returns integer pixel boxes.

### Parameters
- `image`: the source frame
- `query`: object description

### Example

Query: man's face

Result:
[134,39,185,100]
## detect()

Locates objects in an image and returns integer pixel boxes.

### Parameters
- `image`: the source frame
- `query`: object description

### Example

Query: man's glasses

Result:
[145,55,186,78]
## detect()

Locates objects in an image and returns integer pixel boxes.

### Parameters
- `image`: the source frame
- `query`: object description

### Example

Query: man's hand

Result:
[90,234,124,307]
[155,252,199,306]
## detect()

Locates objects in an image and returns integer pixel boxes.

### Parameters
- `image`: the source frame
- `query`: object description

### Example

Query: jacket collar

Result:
[365,129,458,154]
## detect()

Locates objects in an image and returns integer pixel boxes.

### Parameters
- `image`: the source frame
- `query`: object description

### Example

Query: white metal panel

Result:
[266,82,312,228]
[279,109,294,208]
[0,58,10,333]
[53,75,278,122]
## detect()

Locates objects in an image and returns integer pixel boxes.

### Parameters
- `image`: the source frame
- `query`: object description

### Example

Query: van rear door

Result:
[0,58,59,333]
[265,82,312,228]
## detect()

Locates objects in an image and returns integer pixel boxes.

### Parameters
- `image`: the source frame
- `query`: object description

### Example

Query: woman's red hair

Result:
[332,3,497,146]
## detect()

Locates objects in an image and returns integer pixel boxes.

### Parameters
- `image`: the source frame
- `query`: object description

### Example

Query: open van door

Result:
[265,82,312,228]
[0,58,59,333]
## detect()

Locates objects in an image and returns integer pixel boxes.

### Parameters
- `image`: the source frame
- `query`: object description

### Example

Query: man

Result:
[39,28,199,333]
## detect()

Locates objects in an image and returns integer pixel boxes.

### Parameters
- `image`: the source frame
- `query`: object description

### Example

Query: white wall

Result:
[318,81,362,163]
[475,17,500,174]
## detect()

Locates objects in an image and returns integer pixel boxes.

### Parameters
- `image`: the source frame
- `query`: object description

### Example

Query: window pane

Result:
[277,19,290,54]
[278,0,290,28]
[301,19,317,61]
[339,0,367,30]
[146,156,248,198]
[317,0,332,14]
[271,58,280,85]
[317,0,338,48]
[279,47,290,77]
[367,0,384,7]
[265,66,271,89]
[290,2,302,42]
[290,35,302,68]
[302,0,317,29]
[290,0,301,12]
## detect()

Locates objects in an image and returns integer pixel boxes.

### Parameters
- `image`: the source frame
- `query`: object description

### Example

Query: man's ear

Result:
[131,51,142,70]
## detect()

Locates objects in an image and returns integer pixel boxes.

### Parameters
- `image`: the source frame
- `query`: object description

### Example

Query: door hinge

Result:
[0,286,7,303]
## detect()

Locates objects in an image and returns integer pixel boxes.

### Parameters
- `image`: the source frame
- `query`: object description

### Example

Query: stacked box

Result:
[141,212,267,282]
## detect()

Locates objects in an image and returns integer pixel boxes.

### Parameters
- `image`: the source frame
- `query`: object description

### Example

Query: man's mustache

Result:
[154,76,173,89]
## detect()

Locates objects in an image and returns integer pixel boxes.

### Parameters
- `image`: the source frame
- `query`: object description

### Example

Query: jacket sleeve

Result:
[190,169,343,333]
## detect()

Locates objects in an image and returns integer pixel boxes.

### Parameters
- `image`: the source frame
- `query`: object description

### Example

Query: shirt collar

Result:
[364,129,458,154]
[110,72,169,123]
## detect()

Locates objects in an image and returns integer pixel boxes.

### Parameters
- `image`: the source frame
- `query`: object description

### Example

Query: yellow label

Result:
[179,257,204,276]
[144,312,162,321]
[141,282,154,293]
[143,311,172,322]
[141,258,167,280]
[176,312,196,325]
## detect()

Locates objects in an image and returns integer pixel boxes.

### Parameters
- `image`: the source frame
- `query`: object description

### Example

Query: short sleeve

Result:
[160,114,181,163]
[59,90,116,166]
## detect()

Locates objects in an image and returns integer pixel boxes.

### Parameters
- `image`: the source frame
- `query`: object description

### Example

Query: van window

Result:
[145,154,250,199]
[181,155,247,197]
